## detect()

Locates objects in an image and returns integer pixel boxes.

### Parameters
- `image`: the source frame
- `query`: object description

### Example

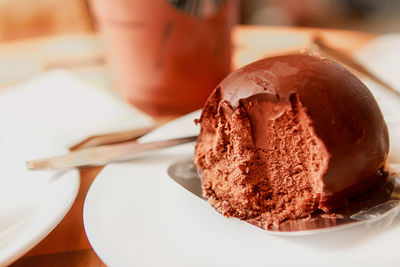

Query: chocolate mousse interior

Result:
[196,91,329,226]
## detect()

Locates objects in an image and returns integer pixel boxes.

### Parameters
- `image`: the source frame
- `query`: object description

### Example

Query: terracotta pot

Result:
[89,0,238,116]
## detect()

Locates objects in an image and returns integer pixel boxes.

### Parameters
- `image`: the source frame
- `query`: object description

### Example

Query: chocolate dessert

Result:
[194,54,389,228]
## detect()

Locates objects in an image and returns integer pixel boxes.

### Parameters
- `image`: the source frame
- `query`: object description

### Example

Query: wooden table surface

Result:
[2,25,374,266]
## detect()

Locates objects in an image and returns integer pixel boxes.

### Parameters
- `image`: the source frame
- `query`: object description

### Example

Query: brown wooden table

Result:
[2,25,374,266]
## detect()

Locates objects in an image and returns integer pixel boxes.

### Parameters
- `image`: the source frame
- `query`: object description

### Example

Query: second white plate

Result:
[0,128,79,266]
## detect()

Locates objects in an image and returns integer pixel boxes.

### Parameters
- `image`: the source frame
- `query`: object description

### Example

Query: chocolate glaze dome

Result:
[194,54,389,227]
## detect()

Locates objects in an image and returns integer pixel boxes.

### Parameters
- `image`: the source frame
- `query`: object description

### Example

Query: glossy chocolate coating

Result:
[201,54,389,210]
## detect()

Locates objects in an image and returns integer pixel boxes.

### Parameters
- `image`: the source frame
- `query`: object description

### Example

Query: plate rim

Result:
[0,163,80,266]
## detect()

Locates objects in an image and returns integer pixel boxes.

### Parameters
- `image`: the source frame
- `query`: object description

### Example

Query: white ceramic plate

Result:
[0,128,79,266]
[84,111,400,267]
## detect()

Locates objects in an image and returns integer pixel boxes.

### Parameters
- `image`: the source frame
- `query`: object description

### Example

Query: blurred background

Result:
[0,0,399,42]
[0,0,399,101]
[241,0,400,32]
